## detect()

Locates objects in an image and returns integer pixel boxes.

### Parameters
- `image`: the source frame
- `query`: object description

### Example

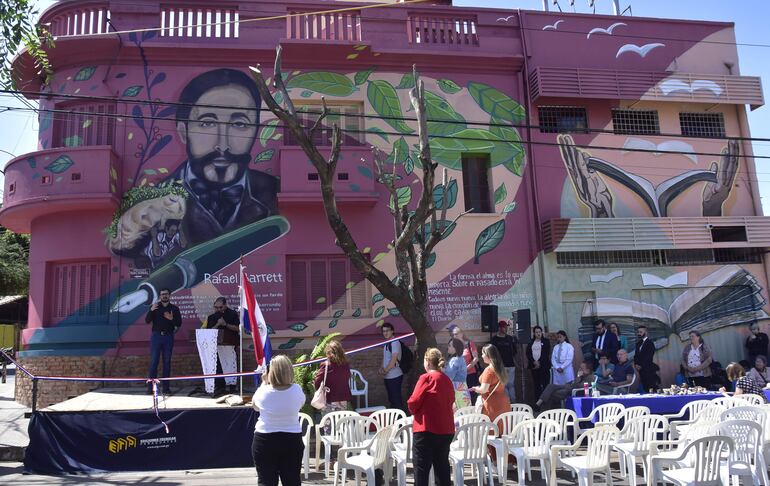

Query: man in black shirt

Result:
[204,297,241,395]
[145,288,182,394]
[490,320,517,402]
[634,325,657,393]
[746,323,769,364]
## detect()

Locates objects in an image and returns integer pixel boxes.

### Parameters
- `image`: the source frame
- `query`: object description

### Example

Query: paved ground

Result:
[0,367,30,461]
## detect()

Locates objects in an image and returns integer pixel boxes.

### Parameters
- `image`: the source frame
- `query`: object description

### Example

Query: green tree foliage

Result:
[293,332,340,414]
[1,0,53,88]
[0,224,30,295]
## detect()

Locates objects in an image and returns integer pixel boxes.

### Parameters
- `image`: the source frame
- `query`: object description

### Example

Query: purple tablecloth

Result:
[567,393,723,419]
[764,390,770,402]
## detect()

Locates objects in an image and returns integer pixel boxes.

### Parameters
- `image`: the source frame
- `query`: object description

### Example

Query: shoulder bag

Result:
[311,360,330,410]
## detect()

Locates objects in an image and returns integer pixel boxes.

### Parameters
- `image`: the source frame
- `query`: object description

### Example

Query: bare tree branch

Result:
[309,97,330,141]
[272,45,295,116]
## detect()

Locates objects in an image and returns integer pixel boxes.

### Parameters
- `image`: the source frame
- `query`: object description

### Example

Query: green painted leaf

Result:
[432,179,458,209]
[367,80,414,134]
[386,137,409,165]
[300,90,313,98]
[372,293,384,304]
[333,309,344,318]
[494,183,507,205]
[265,255,277,266]
[266,324,275,335]
[374,306,385,318]
[415,220,456,243]
[286,72,357,96]
[468,82,526,123]
[503,202,517,213]
[289,322,308,332]
[313,330,321,337]
[438,78,462,94]
[354,67,377,86]
[143,168,157,175]
[279,338,303,350]
[366,127,389,142]
[44,155,74,174]
[387,307,400,316]
[273,91,284,106]
[377,174,402,184]
[425,252,437,268]
[405,157,414,175]
[26,157,36,168]
[389,186,412,210]
[328,319,338,329]
[489,120,526,176]
[122,85,143,97]
[315,296,326,304]
[157,168,168,174]
[345,281,356,290]
[424,91,466,136]
[254,149,275,163]
[63,135,82,147]
[74,67,96,81]
[259,120,279,148]
[429,128,523,171]
[372,252,387,263]
[357,165,374,179]
[352,308,362,317]
[474,220,506,264]
[396,73,415,89]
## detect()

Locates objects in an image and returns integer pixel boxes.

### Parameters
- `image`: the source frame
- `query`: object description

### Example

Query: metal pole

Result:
[31,377,38,414]
[239,323,244,397]
[612,0,621,15]
[542,0,550,11]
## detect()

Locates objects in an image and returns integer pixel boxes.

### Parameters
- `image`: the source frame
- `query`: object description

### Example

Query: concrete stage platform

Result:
[42,387,249,412]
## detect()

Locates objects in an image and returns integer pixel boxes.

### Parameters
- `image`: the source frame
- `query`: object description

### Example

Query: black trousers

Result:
[252,431,304,486]
[384,375,405,411]
[531,366,550,400]
[639,367,658,393]
[413,431,453,486]
[466,372,480,403]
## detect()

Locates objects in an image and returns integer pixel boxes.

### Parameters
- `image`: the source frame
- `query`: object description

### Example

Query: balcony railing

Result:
[47,5,110,36]
[286,11,361,42]
[160,6,240,39]
[407,14,478,46]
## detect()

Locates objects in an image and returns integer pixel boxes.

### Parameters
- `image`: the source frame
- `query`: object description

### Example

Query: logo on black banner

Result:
[108,435,137,454]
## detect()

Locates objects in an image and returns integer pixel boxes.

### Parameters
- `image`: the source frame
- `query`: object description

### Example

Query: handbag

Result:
[474,380,501,413]
[311,360,330,410]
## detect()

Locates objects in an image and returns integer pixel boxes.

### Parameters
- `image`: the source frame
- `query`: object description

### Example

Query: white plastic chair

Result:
[507,418,560,485]
[332,415,379,485]
[715,419,769,486]
[510,403,534,415]
[488,411,534,481]
[299,412,313,479]
[616,406,649,433]
[662,399,713,423]
[391,420,413,486]
[648,420,717,481]
[732,393,765,406]
[349,369,369,409]
[576,402,625,434]
[670,404,724,440]
[650,435,733,486]
[537,409,578,446]
[334,423,395,486]
[450,422,497,486]
[455,405,479,417]
[455,413,491,428]
[370,408,407,432]
[613,414,668,486]
[315,410,359,477]
[711,395,741,410]
[551,425,619,486]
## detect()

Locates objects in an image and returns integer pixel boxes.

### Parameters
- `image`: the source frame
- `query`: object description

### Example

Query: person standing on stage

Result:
[490,320,517,402]
[380,322,404,411]
[590,319,619,364]
[145,288,182,394]
[746,323,769,364]
[203,297,240,395]
[526,325,551,398]
[681,330,713,389]
[551,330,575,385]
[634,325,657,392]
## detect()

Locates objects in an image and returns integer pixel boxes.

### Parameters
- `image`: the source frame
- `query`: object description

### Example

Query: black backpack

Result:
[388,340,414,374]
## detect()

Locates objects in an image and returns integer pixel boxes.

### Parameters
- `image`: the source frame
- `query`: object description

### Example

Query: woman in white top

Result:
[551,330,575,385]
[252,354,306,486]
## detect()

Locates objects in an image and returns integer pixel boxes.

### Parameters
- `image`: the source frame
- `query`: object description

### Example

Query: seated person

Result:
[747,355,770,388]
[674,365,687,386]
[720,362,768,402]
[595,353,615,387]
[597,349,635,395]
[534,360,595,411]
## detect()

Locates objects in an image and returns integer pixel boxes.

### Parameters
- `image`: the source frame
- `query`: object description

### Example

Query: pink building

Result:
[3,0,768,404]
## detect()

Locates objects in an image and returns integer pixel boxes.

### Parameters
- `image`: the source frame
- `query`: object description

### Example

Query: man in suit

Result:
[590,319,619,364]
[634,325,657,392]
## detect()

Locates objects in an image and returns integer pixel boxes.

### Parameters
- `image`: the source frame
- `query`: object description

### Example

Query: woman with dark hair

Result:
[471,345,510,423]
[747,355,770,388]
[445,338,471,411]
[451,327,480,402]
[721,362,767,402]
[608,322,627,351]
[526,326,551,398]
[681,330,713,388]
[551,330,575,385]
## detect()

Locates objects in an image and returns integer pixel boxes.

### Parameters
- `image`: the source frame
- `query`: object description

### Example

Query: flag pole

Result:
[239,255,244,398]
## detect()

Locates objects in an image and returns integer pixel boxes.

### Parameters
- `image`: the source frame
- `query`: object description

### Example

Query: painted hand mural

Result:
[702,139,740,217]
[557,134,615,218]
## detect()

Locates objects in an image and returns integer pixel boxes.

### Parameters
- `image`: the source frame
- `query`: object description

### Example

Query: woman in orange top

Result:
[471,344,511,423]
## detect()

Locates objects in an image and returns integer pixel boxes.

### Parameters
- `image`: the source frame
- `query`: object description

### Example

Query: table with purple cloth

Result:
[567,392,723,419]
[764,390,770,402]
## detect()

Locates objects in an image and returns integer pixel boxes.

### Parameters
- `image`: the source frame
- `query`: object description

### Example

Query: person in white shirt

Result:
[251,355,306,486]
[551,330,575,385]
[380,322,404,410]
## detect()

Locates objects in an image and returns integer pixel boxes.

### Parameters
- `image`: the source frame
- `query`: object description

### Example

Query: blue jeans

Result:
[148,331,174,391]
[384,375,404,411]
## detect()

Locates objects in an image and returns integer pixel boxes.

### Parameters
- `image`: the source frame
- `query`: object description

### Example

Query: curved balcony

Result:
[1,146,121,232]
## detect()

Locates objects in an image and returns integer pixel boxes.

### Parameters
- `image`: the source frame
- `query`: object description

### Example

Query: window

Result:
[679,112,726,138]
[611,109,660,135]
[47,259,110,322]
[287,256,370,319]
[462,154,492,213]
[711,226,747,243]
[7,182,14,194]
[52,102,116,148]
[284,104,364,146]
[71,172,82,182]
[555,248,760,267]
[538,106,589,133]
[41,175,52,185]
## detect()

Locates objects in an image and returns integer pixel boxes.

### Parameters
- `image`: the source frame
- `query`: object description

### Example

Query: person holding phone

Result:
[145,288,182,394]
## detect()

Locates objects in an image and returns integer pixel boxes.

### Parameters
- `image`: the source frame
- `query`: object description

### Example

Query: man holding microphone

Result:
[145,288,182,394]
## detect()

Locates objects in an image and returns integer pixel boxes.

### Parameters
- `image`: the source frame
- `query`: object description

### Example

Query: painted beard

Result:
[188,149,251,187]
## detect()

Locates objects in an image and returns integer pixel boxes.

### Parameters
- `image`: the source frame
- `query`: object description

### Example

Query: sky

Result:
[2,0,770,212]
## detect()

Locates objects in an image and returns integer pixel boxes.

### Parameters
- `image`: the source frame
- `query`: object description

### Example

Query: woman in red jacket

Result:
[407,348,455,486]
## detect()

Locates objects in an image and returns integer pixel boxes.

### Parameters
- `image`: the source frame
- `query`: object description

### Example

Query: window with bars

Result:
[47,260,110,322]
[284,104,364,146]
[52,102,116,148]
[462,154,493,213]
[287,256,370,319]
[679,112,726,138]
[611,109,660,135]
[538,106,589,133]
[556,248,761,267]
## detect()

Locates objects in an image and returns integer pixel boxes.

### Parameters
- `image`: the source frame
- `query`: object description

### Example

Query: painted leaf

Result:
[259,120,279,148]
[279,338,303,350]
[424,91,466,136]
[144,168,157,175]
[315,296,326,304]
[82,119,92,129]
[39,112,52,131]
[389,186,412,210]
[156,106,177,119]
[474,220,506,264]
[366,127,389,142]
[352,308,362,318]
[367,80,414,134]
[150,72,166,88]
[432,179,458,210]
[377,174,402,184]
[122,85,144,97]
[55,176,63,183]
[503,202,517,214]
[44,155,74,174]
[271,91,283,107]
[362,247,371,254]
[289,322,308,332]
[425,252,437,268]
[386,137,409,165]
[157,167,169,174]
[490,121,526,176]
[405,156,414,176]
[26,157,36,168]
[438,78,462,94]
[146,135,172,160]
[357,165,373,179]
[346,53,359,60]
[266,324,275,335]
[286,72,357,96]
[387,308,400,316]
[349,183,360,192]
[131,105,145,130]
[374,306,385,318]
[468,82,526,123]
[354,67,377,86]
[416,220,456,243]
[345,281,356,290]
[333,309,344,318]
[494,183,507,205]
[63,135,82,147]
[254,149,275,163]
[300,90,313,98]
[74,66,96,81]
[328,319,338,328]
[372,252,387,263]
[372,293,384,304]
[429,128,523,171]
[313,330,321,337]
[396,73,415,89]
[115,73,126,79]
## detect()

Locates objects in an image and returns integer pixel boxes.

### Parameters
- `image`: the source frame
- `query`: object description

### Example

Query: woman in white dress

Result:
[551,330,575,385]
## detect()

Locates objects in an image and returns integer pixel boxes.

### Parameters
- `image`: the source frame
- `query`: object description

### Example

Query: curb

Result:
[0,445,25,462]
